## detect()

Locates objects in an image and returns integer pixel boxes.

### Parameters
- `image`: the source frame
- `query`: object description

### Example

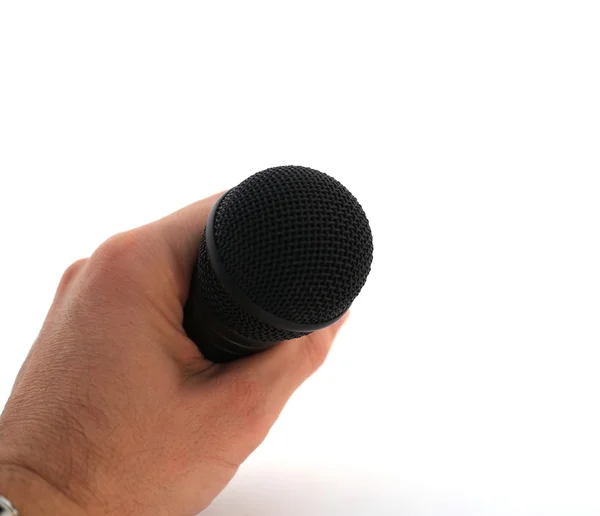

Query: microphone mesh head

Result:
[195,165,373,342]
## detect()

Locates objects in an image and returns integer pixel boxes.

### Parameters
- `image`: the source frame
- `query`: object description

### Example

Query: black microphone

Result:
[183,165,373,363]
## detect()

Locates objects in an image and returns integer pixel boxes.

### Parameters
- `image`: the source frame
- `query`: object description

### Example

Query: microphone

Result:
[183,165,373,363]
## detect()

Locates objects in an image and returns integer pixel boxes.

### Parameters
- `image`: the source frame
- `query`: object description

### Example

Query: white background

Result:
[1,2,600,515]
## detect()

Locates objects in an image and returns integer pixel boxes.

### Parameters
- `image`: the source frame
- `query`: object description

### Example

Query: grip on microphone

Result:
[182,166,373,363]
[183,286,276,362]
[183,193,342,362]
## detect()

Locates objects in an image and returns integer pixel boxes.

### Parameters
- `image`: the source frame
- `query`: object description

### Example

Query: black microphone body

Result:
[183,166,373,363]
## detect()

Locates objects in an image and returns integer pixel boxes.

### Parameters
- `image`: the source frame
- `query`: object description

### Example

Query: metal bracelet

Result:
[0,496,19,516]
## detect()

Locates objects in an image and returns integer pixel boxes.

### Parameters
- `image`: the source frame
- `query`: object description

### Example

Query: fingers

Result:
[218,313,349,414]
[180,315,348,466]
[84,192,223,318]
[89,192,223,309]
[141,192,224,304]
[65,194,223,371]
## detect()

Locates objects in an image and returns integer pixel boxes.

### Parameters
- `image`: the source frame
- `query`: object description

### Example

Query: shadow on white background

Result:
[202,466,599,516]
[201,469,427,516]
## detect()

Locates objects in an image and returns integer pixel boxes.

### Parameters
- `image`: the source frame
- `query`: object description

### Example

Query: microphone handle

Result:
[183,276,277,363]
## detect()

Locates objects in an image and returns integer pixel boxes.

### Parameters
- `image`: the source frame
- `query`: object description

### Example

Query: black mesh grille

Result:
[193,231,307,342]
[194,165,373,341]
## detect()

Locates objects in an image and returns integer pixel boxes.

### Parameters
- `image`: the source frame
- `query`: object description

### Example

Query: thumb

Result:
[217,312,350,411]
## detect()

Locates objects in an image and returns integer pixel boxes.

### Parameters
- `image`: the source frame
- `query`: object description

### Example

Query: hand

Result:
[0,193,347,515]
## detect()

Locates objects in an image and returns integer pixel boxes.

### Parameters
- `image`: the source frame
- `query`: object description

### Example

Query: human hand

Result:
[0,193,347,515]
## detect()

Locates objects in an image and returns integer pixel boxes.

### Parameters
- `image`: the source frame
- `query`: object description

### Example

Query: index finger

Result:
[141,192,223,305]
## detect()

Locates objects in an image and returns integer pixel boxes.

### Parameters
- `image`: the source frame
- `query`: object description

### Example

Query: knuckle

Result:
[58,258,88,292]
[90,231,146,278]
[94,231,141,265]
[303,336,330,372]
[83,231,149,294]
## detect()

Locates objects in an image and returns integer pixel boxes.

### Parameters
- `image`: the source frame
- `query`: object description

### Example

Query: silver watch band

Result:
[0,496,19,516]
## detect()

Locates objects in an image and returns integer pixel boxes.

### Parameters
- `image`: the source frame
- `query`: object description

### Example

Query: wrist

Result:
[0,463,84,516]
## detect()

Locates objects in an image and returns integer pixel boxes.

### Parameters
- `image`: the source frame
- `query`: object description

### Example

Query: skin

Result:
[0,193,347,515]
